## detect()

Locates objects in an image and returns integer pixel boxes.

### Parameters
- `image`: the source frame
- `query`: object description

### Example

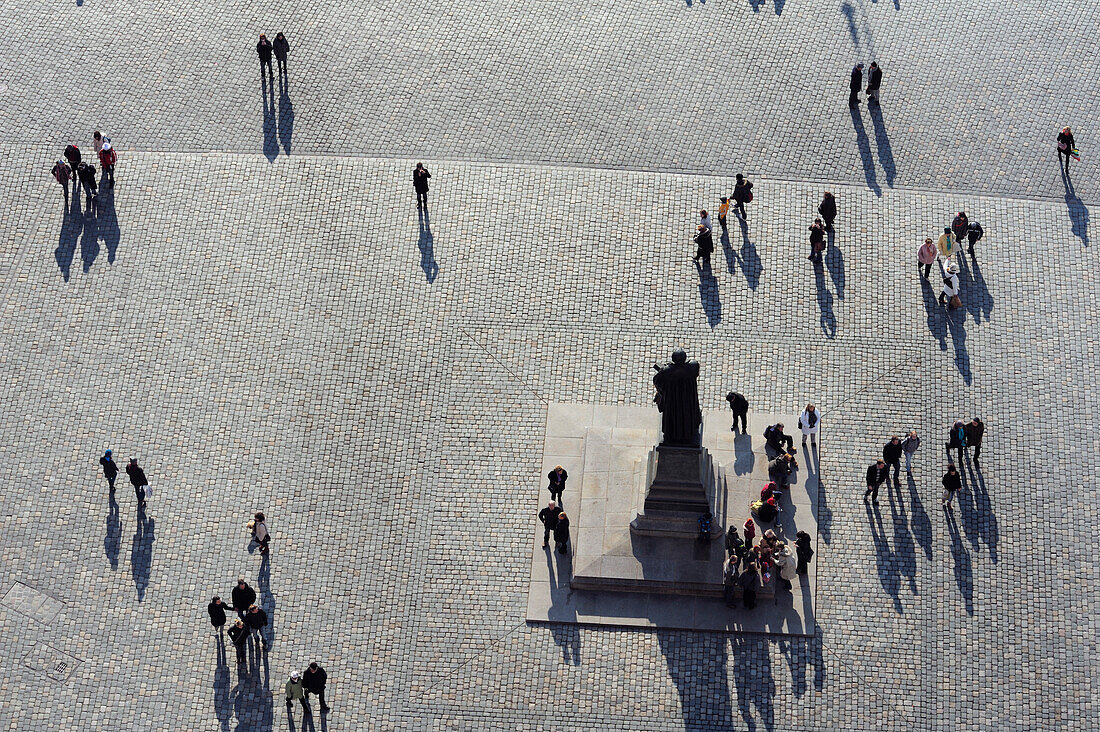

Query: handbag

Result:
[949,294,962,309]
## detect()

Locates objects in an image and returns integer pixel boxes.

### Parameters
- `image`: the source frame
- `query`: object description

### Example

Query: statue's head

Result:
[671,349,687,364]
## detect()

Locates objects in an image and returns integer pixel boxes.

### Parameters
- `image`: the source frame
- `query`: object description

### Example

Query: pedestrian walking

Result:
[64,144,81,181]
[941,464,962,508]
[917,237,937,279]
[228,619,248,662]
[692,224,713,265]
[98,139,117,188]
[795,530,814,574]
[848,63,864,106]
[965,417,985,463]
[208,596,232,635]
[743,517,756,547]
[547,465,567,503]
[413,163,431,209]
[966,221,984,257]
[51,158,71,199]
[717,197,731,234]
[725,390,748,433]
[249,512,270,554]
[807,218,826,264]
[945,420,967,465]
[725,526,747,559]
[798,403,820,446]
[939,260,961,309]
[99,449,118,491]
[125,458,148,505]
[937,227,958,259]
[76,162,98,205]
[245,604,268,650]
[273,33,290,76]
[864,458,888,503]
[285,672,312,715]
[93,131,105,156]
[699,209,712,232]
[739,563,759,609]
[733,174,753,220]
[537,501,562,548]
[866,62,883,104]
[232,578,257,621]
[901,431,920,474]
[303,662,330,712]
[818,191,836,232]
[883,436,903,482]
[951,211,969,244]
[553,511,570,554]
[256,33,273,74]
[1057,127,1076,173]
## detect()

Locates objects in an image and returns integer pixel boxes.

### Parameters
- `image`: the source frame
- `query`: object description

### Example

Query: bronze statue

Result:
[652,349,702,447]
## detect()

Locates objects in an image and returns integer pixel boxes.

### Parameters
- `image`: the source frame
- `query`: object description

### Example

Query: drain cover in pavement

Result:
[23,643,81,682]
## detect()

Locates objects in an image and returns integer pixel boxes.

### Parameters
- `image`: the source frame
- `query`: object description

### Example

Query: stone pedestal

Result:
[630,443,722,538]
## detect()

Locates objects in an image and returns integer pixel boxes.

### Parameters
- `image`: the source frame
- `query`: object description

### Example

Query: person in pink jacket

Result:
[918,237,937,279]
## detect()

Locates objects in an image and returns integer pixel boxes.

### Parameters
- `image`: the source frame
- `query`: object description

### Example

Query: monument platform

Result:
[526,403,819,635]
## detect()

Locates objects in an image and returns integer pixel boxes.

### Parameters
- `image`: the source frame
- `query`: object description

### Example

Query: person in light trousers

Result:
[900,431,920,474]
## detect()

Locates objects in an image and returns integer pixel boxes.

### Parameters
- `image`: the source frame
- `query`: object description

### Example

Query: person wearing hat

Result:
[97,138,117,188]
[939,260,961,309]
[99,449,119,492]
[227,619,248,662]
[864,458,888,503]
[302,661,330,712]
[285,671,311,714]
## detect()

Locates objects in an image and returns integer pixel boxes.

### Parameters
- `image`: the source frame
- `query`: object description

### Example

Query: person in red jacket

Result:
[98,139,117,188]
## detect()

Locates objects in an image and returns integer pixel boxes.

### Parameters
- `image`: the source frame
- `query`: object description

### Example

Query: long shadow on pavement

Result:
[104,490,120,570]
[697,259,722,327]
[868,103,896,188]
[849,106,881,196]
[866,500,903,613]
[824,230,845,299]
[945,506,974,615]
[130,504,154,601]
[1063,168,1090,246]
[737,218,762,289]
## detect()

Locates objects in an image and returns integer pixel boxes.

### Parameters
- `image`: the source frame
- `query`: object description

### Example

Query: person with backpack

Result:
[98,139,117,188]
[807,218,826,264]
[945,420,967,465]
[798,403,820,446]
[733,174,753,220]
[964,417,985,463]
[51,159,71,200]
[966,221,984,257]
[76,162,98,205]
[692,224,713,266]
[64,144,81,181]
[725,391,748,433]
[951,212,970,245]
[725,526,747,559]
[917,237,937,279]
[817,192,837,232]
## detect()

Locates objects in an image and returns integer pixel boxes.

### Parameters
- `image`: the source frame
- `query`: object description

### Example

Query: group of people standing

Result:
[538,466,571,553]
[692,175,754,266]
[915,211,984,310]
[52,131,117,206]
[864,418,984,509]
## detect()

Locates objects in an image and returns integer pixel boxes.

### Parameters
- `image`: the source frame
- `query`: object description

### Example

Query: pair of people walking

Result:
[284,663,331,715]
[100,451,149,505]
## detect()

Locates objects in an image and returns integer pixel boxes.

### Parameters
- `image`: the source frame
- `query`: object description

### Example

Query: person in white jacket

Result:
[939,260,961,309]
[798,403,820,446]
[773,541,797,590]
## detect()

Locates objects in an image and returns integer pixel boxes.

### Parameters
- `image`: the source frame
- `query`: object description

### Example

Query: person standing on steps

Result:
[232,578,256,622]
[901,430,920,475]
[733,174,753,220]
[965,417,985,463]
[818,192,837,232]
[303,662,330,712]
[547,465,567,503]
[1057,127,1076,173]
[883,435,903,482]
[918,237,937,279]
[256,33,273,75]
[273,33,290,78]
[100,449,118,492]
[126,458,148,506]
[941,464,962,509]
[413,163,431,209]
[798,403,819,447]
[208,596,232,636]
[537,501,562,548]
[966,221,984,257]
[726,390,748,433]
[849,63,864,107]
[864,458,888,503]
[866,62,883,105]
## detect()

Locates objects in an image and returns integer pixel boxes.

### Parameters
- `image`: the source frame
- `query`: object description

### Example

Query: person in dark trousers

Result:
[717,197,730,234]
[553,511,570,554]
[883,436,903,482]
[764,423,795,455]
[228,619,248,662]
[951,211,969,244]
[725,391,748,433]
[946,420,967,465]
[1058,127,1076,173]
[126,458,148,505]
[256,33,273,74]
[849,63,864,106]
[918,237,937,280]
[100,449,118,491]
[251,512,270,554]
[232,578,257,621]
[964,417,985,463]
[413,163,431,209]
[966,222,984,257]
[739,563,759,609]
[547,465,567,503]
[725,526,747,559]
[768,453,794,490]
[64,144,81,182]
[77,162,98,206]
[273,33,290,78]
[795,530,814,574]
[818,192,837,232]
[866,62,883,104]
[808,218,826,264]
[864,459,888,502]
[52,158,71,200]
[285,672,311,715]
[98,140,117,188]
[208,596,233,635]
[537,501,562,548]
[941,464,962,509]
[733,174,753,220]
[303,662,330,712]
[245,604,269,650]
[692,224,713,265]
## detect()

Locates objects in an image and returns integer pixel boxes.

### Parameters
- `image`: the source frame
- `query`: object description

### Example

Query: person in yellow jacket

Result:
[936,226,957,258]
[717,197,731,235]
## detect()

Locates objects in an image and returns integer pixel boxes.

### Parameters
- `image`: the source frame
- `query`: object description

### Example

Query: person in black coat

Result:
[739,563,759,609]
[808,218,826,264]
[966,222,984,257]
[228,619,248,662]
[100,449,118,491]
[245,605,268,650]
[208,596,232,635]
[76,162,98,205]
[547,465,567,503]
[964,417,985,462]
[126,458,148,505]
[946,420,967,465]
[765,423,795,455]
[413,163,431,209]
[303,662,330,712]
[864,459,888,502]
[733,174,753,220]
[795,530,814,574]
[725,391,748,433]
[64,144,81,181]
[941,464,962,508]
[818,192,837,232]
[866,62,883,104]
[537,501,562,548]
[553,511,570,554]
[882,436,903,482]
[692,225,713,265]
[273,33,289,76]
[1058,127,1076,173]
[767,454,794,490]
[256,34,273,73]
[849,63,864,106]
[232,578,257,621]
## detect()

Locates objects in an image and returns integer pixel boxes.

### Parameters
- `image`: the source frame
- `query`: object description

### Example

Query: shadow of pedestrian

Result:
[749,0,764,10]
[815,477,833,545]
[734,432,755,475]
[849,107,881,196]
[778,634,825,700]
[657,631,735,731]
[813,264,836,338]
[80,206,100,274]
[720,229,736,275]
[130,504,154,601]
[866,501,903,613]
[945,507,974,615]
[547,550,580,664]
[97,188,121,264]
[773,0,785,14]
[1062,169,1090,246]
[824,230,845,299]
[729,633,775,731]
[55,203,83,281]
[737,219,762,289]
[919,277,948,352]
[886,480,917,596]
[963,456,999,564]
[868,104,896,188]
[278,86,294,155]
[945,306,971,385]
[905,474,932,561]
[214,637,232,732]
[258,552,274,651]
[955,253,993,324]
[696,259,722,327]
[417,208,438,283]
[104,490,120,570]
[233,640,275,732]
[262,71,278,162]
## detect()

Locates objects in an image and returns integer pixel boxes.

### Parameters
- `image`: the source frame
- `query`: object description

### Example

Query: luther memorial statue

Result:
[652,349,702,447]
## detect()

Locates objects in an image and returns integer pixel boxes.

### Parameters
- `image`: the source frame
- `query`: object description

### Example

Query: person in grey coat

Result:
[900,431,920,475]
